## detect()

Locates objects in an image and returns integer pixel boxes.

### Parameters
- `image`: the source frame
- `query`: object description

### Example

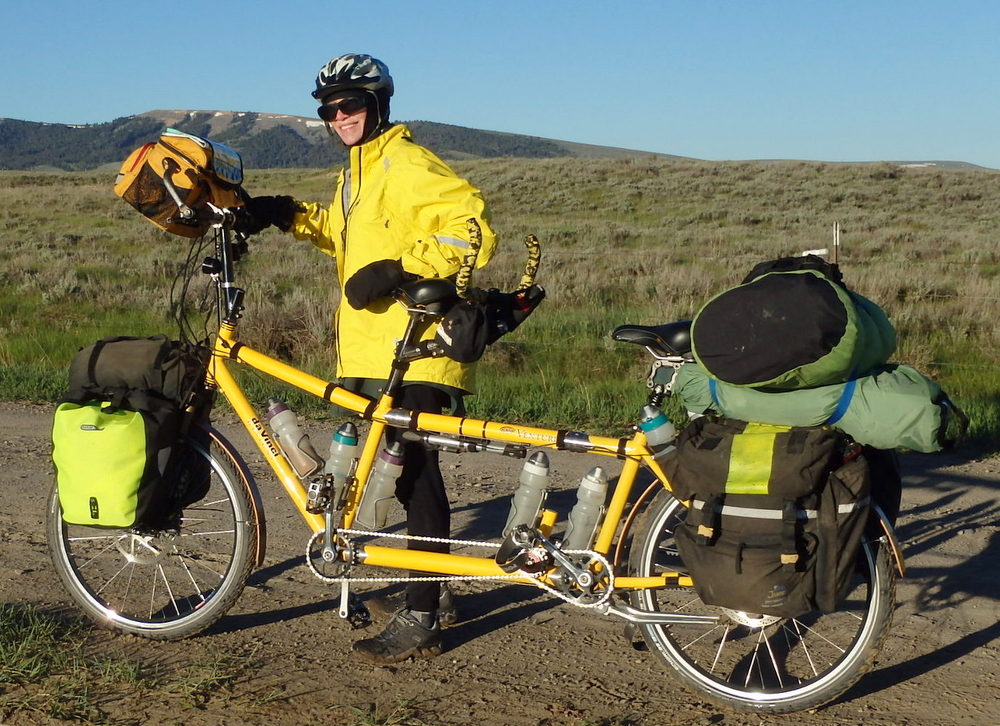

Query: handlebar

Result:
[455,218,541,303]
[161,157,234,229]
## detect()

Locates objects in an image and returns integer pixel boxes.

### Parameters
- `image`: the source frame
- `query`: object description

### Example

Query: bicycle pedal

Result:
[344,594,372,629]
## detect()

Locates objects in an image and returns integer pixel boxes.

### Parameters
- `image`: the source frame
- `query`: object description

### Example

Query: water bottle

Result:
[354,440,405,530]
[325,422,359,509]
[265,398,324,478]
[639,404,677,460]
[502,451,550,535]
[563,466,608,551]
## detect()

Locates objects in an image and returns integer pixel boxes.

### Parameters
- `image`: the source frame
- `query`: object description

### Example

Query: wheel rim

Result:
[51,444,248,632]
[634,496,887,706]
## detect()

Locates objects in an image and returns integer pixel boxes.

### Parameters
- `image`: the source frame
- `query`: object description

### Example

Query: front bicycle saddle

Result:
[396,279,460,315]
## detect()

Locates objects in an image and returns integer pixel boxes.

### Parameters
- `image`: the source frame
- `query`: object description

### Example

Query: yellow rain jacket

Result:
[290,124,496,392]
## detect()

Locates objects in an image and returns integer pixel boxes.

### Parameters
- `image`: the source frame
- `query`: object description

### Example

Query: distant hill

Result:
[0,110,686,171]
[0,110,989,171]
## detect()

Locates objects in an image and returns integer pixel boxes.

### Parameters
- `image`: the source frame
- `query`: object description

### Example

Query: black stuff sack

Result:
[690,255,895,390]
[662,416,871,617]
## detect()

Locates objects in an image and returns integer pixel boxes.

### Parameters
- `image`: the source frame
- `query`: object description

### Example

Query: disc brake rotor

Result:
[720,608,783,628]
[114,534,164,565]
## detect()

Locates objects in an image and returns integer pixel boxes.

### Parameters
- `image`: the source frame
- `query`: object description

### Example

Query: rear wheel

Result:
[628,491,896,713]
[47,433,257,640]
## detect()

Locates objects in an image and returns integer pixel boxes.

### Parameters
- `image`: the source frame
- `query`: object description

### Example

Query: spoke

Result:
[122,559,137,611]
[67,533,127,542]
[761,627,785,688]
[157,563,181,617]
[94,560,134,597]
[167,549,228,582]
[187,497,230,509]
[176,553,211,606]
[74,540,121,570]
[149,564,158,619]
[709,622,732,673]
[678,622,732,650]
[790,618,850,654]
[789,618,820,677]
[178,529,237,537]
[745,635,762,688]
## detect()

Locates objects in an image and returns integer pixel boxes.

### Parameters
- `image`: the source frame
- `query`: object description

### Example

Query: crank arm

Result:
[338,579,372,629]
[533,529,587,577]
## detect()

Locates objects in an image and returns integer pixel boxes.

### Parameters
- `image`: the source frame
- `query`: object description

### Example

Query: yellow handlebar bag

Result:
[114,128,244,238]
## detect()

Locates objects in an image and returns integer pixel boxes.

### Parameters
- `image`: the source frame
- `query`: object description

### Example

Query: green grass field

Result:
[2,158,998,450]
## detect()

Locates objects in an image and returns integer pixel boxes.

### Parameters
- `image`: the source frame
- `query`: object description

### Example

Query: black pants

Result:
[385,385,452,612]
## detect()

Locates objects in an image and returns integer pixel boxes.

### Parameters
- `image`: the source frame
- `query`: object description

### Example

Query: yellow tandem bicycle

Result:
[46,174,901,714]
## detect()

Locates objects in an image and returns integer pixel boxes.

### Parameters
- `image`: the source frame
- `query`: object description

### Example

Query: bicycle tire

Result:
[47,432,258,640]
[628,490,896,713]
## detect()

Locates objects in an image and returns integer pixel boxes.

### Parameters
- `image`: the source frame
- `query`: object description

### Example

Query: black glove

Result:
[234,195,302,236]
[344,259,417,310]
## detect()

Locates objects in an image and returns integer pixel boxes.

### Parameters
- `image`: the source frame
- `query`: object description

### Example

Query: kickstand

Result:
[338,579,371,629]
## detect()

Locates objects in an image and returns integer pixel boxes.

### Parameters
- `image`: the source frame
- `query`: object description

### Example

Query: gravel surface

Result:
[1,401,998,725]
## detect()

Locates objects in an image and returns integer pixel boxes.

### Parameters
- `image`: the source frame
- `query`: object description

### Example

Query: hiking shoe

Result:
[352,608,442,664]
[367,583,460,628]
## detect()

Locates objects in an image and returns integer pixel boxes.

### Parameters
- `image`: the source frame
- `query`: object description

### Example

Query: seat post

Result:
[383,307,433,400]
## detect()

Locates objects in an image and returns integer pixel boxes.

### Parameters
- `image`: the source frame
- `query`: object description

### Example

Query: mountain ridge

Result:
[0,110,988,171]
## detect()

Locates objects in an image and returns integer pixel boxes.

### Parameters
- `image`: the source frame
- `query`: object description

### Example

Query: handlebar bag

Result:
[663,416,871,617]
[434,285,546,363]
[690,257,895,390]
[114,128,244,238]
[53,336,212,530]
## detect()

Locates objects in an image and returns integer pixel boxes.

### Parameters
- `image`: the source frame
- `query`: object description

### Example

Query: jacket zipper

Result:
[336,145,363,371]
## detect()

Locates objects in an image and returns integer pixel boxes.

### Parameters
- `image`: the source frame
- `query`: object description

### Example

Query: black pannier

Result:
[662,416,871,618]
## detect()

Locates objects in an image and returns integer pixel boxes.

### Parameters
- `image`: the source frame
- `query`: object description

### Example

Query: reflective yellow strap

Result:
[724,423,789,495]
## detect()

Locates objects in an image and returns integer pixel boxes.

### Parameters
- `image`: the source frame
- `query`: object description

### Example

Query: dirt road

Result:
[1,401,998,725]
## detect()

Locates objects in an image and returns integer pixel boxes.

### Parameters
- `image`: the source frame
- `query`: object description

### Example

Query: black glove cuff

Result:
[345,259,416,310]
[271,196,305,232]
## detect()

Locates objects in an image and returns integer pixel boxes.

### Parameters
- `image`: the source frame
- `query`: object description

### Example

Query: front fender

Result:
[207,426,267,568]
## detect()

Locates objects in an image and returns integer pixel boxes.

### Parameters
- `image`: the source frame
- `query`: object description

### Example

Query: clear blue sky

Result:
[3,0,999,167]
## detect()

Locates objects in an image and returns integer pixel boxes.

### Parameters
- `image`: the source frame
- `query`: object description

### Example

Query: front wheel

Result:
[628,491,896,713]
[47,431,258,640]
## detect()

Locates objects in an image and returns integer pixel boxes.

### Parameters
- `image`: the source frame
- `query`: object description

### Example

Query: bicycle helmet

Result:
[312,53,394,101]
[313,53,394,145]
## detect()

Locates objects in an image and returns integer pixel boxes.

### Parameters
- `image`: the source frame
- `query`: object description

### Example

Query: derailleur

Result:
[495,525,610,604]
[495,525,555,574]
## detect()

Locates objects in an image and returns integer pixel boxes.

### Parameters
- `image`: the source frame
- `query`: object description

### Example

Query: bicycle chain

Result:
[305,528,615,609]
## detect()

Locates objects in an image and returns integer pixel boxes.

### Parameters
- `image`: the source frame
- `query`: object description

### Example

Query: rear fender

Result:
[872,503,905,577]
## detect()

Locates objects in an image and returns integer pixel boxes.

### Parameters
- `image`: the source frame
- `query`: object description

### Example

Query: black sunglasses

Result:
[317,96,368,121]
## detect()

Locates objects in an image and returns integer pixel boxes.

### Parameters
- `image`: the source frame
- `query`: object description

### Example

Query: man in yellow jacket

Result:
[237,53,496,662]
